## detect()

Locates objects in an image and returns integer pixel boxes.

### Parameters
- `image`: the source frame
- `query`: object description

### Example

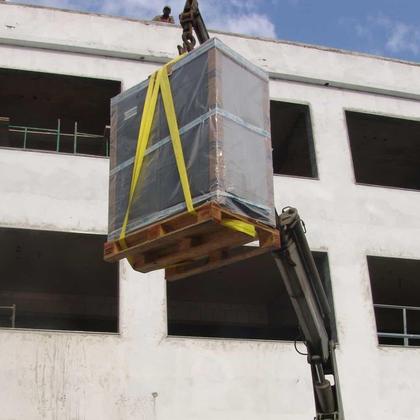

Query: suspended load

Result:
[104,39,279,280]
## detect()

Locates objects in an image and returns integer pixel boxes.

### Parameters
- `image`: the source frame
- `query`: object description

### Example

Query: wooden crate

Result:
[104,203,280,281]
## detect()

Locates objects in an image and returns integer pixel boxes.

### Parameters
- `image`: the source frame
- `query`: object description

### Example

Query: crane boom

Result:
[273,208,342,419]
[178,0,210,54]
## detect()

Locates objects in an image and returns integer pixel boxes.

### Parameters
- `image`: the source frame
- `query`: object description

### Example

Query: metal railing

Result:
[0,304,16,328]
[374,304,420,346]
[6,119,109,157]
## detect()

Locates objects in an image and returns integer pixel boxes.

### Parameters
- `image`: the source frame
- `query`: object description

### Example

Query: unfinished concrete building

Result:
[0,3,420,420]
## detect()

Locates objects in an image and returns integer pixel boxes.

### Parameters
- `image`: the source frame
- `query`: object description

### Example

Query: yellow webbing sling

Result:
[119,54,193,250]
[119,54,257,259]
[222,219,256,238]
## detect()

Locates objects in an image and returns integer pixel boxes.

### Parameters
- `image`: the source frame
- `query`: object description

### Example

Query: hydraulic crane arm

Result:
[178,0,210,54]
[273,208,342,419]
[174,3,341,417]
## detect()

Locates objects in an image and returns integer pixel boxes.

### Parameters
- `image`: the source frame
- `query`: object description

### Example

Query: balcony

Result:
[1,117,110,157]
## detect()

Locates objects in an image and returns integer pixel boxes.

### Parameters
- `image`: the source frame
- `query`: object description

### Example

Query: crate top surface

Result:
[111,37,269,106]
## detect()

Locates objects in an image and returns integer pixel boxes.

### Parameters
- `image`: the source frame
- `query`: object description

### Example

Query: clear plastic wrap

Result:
[108,38,275,241]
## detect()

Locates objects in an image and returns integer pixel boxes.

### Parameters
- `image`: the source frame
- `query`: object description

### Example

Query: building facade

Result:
[0,3,420,420]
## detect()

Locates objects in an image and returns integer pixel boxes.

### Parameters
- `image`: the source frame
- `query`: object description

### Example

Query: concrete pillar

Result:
[0,116,10,147]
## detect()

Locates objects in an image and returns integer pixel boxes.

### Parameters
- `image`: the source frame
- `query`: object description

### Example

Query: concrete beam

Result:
[2,3,420,101]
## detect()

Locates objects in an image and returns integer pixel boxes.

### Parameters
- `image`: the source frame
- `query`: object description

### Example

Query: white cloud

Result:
[343,13,420,58]
[383,22,420,56]
[13,0,278,39]
[207,12,276,39]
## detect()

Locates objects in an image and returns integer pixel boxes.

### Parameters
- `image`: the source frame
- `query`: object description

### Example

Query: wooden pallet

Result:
[104,203,280,281]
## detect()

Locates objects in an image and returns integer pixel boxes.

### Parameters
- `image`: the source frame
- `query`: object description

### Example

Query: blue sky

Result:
[13,0,420,62]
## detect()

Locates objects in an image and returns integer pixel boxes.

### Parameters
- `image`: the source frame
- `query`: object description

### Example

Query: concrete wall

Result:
[0,3,420,420]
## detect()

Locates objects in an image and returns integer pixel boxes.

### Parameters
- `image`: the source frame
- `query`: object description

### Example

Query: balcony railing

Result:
[374,303,420,347]
[1,119,110,157]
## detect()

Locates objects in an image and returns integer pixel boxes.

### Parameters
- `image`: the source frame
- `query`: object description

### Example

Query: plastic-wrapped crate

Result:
[105,38,278,278]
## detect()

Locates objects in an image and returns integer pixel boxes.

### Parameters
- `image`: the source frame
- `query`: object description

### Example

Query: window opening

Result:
[270,100,317,178]
[167,251,335,341]
[368,256,420,347]
[346,111,420,190]
[0,68,120,157]
[0,227,119,333]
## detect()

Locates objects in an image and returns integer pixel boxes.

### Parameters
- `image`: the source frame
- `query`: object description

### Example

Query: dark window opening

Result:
[368,256,420,347]
[346,111,420,190]
[167,251,335,341]
[0,228,119,333]
[270,100,317,178]
[0,68,120,157]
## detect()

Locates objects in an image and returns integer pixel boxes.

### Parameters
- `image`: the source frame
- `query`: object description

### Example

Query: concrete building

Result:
[1,2,420,419]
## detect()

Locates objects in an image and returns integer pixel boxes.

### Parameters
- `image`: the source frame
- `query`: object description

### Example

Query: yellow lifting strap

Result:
[160,66,195,215]
[119,54,193,249]
[221,219,257,238]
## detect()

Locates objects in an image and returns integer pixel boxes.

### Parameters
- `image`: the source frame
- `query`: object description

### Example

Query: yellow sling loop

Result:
[221,219,256,238]
[119,54,194,249]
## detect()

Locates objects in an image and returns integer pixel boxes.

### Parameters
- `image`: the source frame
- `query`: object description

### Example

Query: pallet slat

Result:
[104,203,280,280]
[165,243,277,282]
